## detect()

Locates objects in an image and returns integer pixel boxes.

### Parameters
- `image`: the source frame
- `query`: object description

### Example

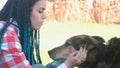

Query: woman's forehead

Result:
[33,0,46,8]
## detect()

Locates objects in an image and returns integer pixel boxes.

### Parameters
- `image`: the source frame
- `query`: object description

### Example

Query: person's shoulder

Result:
[0,21,17,32]
[0,21,6,29]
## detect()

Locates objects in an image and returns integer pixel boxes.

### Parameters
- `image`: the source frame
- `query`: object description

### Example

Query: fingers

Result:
[76,47,84,58]
[82,49,87,59]
[80,47,87,59]
[79,48,87,63]
[64,46,87,68]
[70,51,78,56]
[76,47,87,64]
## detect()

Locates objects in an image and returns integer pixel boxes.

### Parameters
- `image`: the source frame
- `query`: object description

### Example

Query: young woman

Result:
[0,0,87,68]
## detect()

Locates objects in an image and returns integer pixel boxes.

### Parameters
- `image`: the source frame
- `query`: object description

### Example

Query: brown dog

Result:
[48,34,106,68]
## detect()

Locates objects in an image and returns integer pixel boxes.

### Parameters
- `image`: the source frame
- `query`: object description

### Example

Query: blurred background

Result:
[0,0,120,66]
[46,0,120,24]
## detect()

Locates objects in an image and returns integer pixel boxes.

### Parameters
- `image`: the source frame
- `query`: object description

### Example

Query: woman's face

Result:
[30,0,46,30]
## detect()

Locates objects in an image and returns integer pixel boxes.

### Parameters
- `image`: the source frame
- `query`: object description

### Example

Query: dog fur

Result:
[48,34,107,68]
[98,37,120,68]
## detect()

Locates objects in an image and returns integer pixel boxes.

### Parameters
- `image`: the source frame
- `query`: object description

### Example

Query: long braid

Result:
[17,0,32,63]
[35,30,42,63]
[23,0,30,61]
[31,30,42,64]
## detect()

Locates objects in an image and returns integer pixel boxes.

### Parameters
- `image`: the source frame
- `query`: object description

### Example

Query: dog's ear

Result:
[67,36,82,45]
[108,37,120,47]
[81,37,100,50]
[92,36,105,44]
[82,37,92,44]
[82,37,99,45]
[66,36,83,50]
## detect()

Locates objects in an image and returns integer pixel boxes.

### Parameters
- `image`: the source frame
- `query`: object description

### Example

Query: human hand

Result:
[64,47,87,68]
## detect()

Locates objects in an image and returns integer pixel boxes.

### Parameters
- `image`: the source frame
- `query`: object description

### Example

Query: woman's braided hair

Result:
[0,0,42,64]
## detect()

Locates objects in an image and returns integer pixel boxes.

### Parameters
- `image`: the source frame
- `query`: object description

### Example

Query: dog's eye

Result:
[64,42,70,47]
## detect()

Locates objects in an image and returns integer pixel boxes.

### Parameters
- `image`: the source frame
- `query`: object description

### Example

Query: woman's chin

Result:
[31,27,40,30]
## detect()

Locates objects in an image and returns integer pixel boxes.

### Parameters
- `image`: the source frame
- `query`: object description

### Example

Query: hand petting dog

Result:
[64,47,87,68]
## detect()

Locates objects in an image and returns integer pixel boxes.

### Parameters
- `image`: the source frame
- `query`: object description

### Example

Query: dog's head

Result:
[48,34,100,63]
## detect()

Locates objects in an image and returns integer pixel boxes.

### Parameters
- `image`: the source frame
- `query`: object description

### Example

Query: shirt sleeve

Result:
[57,63,68,68]
[1,25,32,68]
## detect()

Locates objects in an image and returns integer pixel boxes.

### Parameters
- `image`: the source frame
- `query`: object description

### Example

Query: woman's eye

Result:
[38,8,45,13]
[38,10,43,13]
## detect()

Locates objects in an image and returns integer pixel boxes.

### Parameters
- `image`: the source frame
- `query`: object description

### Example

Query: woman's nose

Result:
[42,12,46,19]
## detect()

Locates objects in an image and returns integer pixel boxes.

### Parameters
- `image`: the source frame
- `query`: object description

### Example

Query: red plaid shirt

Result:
[0,21,32,68]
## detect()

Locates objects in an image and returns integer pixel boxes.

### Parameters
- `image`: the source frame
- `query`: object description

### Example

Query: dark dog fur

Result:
[98,37,120,68]
[92,36,105,44]
[48,34,107,68]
